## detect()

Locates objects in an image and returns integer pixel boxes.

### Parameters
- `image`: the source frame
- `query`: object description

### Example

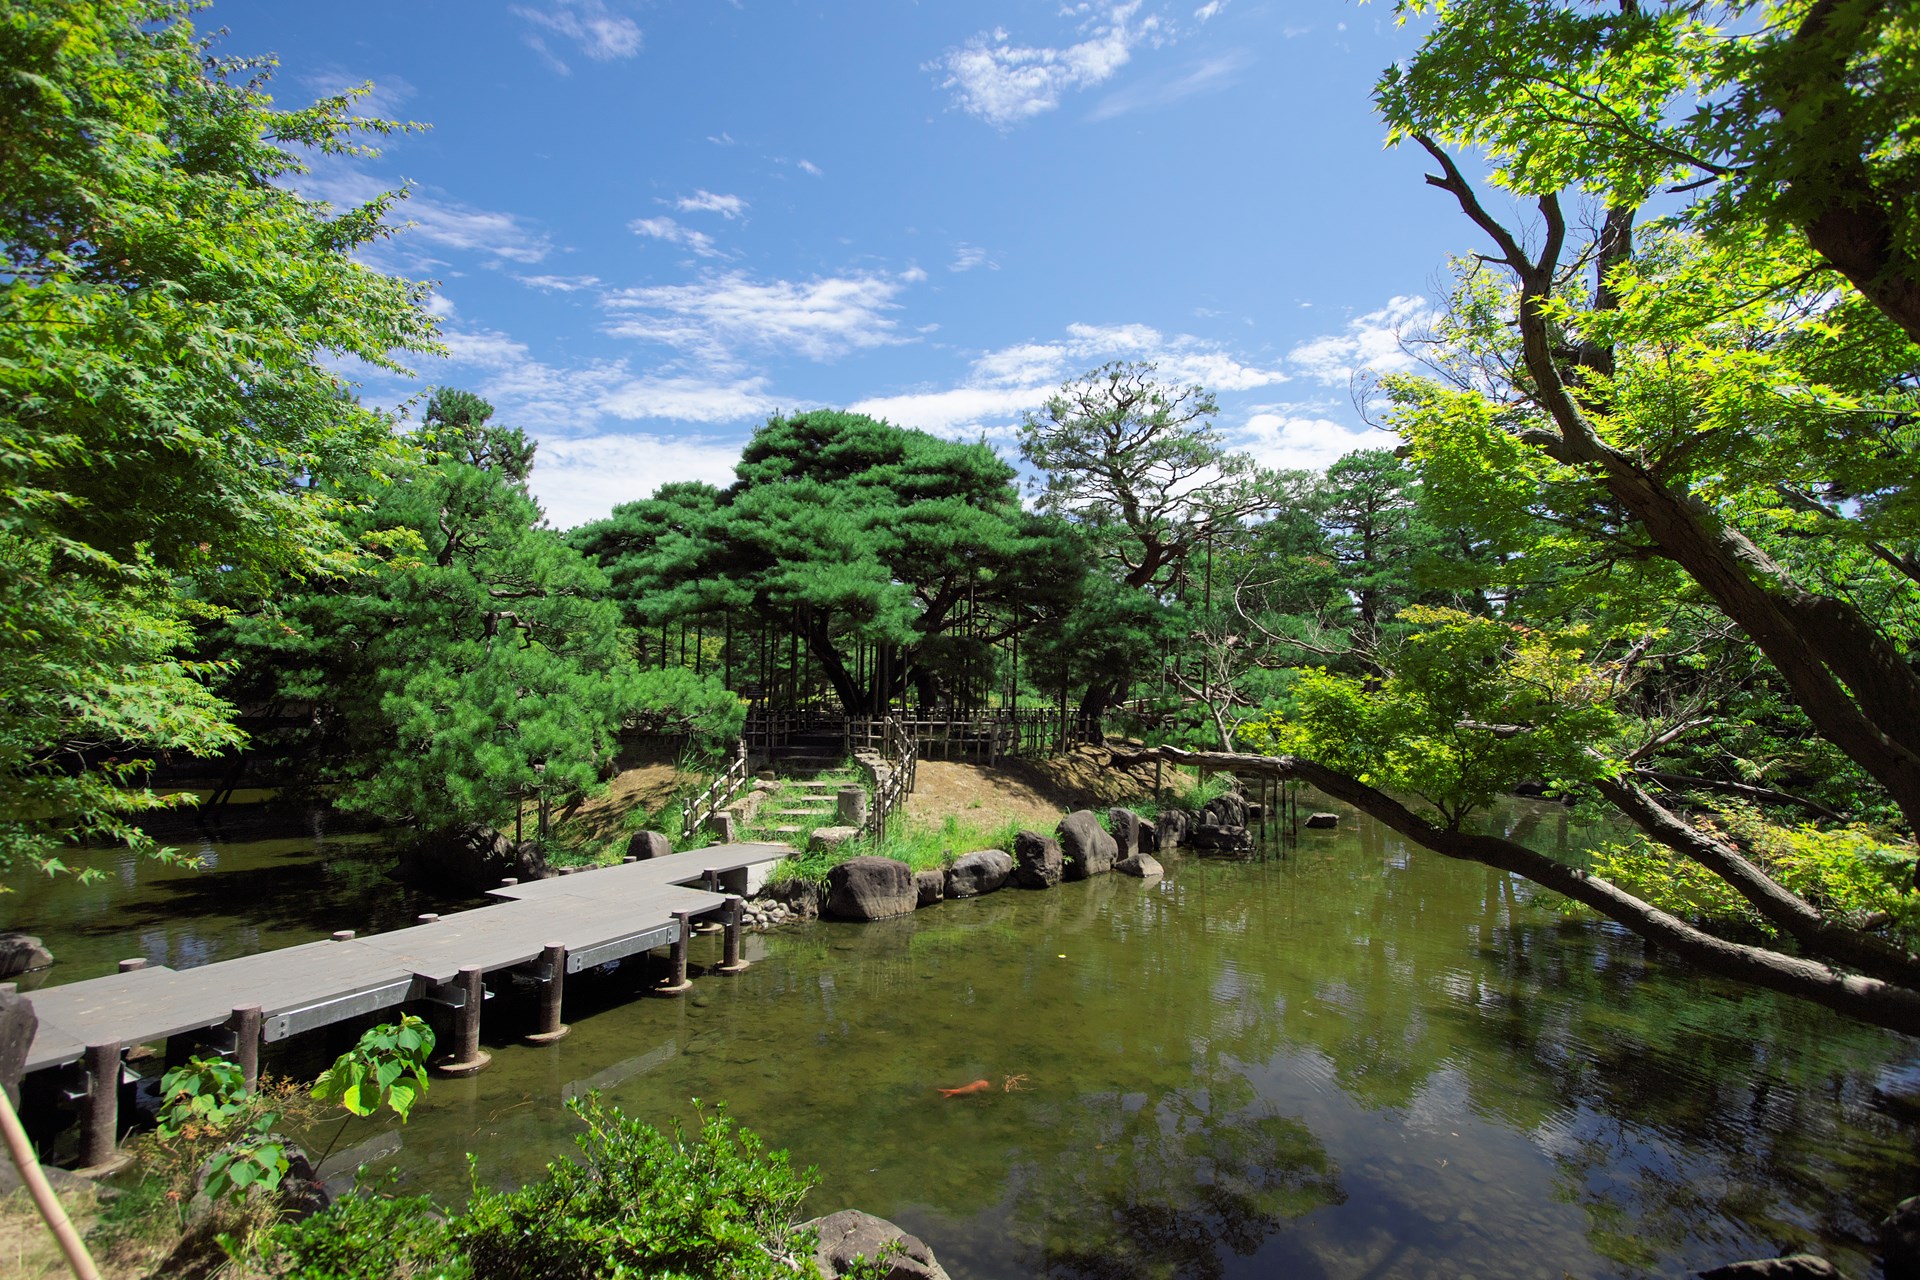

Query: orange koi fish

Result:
[938,1079,991,1098]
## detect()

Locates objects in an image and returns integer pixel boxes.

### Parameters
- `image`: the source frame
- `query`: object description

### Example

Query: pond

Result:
[9,800,1919,1278]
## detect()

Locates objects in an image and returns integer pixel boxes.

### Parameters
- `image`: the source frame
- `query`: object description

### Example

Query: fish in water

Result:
[938,1079,991,1098]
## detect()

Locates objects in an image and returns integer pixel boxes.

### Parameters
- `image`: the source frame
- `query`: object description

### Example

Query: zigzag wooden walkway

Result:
[18,842,792,1168]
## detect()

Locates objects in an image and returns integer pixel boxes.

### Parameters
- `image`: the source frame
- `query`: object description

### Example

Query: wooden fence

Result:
[680,739,750,838]
[863,717,916,845]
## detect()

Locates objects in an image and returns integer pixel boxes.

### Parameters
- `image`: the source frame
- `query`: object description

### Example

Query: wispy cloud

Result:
[517,273,604,293]
[530,433,746,529]
[513,0,643,74]
[933,1,1160,129]
[797,159,824,177]
[949,243,999,273]
[1087,49,1249,121]
[629,216,722,259]
[1233,407,1390,472]
[673,190,748,219]
[1194,1,1227,20]
[299,70,416,121]
[1287,295,1435,386]
[603,268,926,365]
[302,162,552,265]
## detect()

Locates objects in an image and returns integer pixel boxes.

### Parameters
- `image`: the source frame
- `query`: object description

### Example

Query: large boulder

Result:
[1885,1196,1920,1280]
[398,826,545,895]
[0,991,36,1107]
[1304,812,1339,830]
[1057,810,1117,880]
[1012,831,1063,889]
[1156,810,1191,850]
[0,932,52,980]
[1198,791,1249,829]
[1115,853,1164,878]
[1137,816,1160,852]
[1188,824,1253,854]
[914,869,945,909]
[945,850,1013,899]
[1107,808,1142,859]
[625,830,673,861]
[805,1209,951,1280]
[824,857,917,921]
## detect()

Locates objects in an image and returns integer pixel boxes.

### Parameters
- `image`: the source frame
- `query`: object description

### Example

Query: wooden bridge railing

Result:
[681,739,749,838]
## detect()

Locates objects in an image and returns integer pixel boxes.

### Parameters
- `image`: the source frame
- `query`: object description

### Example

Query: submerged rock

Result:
[1115,853,1163,878]
[1304,812,1339,830]
[805,1208,951,1280]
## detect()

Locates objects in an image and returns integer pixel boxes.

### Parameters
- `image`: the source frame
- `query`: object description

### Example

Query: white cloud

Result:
[439,326,531,369]
[708,131,737,146]
[529,433,743,530]
[423,292,456,319]
[299,70,416,121]
[598,376,776,423]
[1234,409,1394,472]
[1287,295,1435,386]
[628,216,721,258]
[850,321,1287,439]
[513,1,643,73]
[1087,49,1249,121]
[797,159,824,177]
[603,269,923,364]
[949,243,999,272]
[934,1,1160,128]
[674,190,748,219]
[517,273,604,292]
[1194,1,1226,19]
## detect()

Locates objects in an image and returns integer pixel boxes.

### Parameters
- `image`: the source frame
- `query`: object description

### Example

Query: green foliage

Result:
[260,1188,467,1280]
[310,1015,434,1122]
[202,1128,290,1204]
[0,0,435,881]
[457,1095,818,1280]
[1164,770,1234,813]
[157,1056,247,1138]
[1591,805,1920,944]
[1242,607,1619,828]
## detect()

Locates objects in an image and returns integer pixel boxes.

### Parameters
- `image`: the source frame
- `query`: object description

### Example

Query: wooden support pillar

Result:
[227,1006,262,1094]
[116,958,146,974]
[718,897,749,974]
[436,966,491,1077]
[77,1042,122,1172]
[526,943,569,1044]
[657,912,693,995]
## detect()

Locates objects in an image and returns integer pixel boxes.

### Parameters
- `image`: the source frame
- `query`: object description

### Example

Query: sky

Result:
[217,0,1473,529]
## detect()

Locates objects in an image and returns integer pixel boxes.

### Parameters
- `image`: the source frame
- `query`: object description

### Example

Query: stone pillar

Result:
[837,786,870,828]
[227,1006,262,1094]
[79,1041,120,1170]
[707,811,739,843]
[658,912,693,995]
[437,966,491,1077]
[718,897,749,974]
[331,930,355,941]
[416,913,440,925]
[526,943,569,1044]
[117,958,146,973]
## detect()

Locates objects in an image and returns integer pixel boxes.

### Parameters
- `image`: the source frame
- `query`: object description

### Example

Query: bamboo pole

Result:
[0,1087,100,1280]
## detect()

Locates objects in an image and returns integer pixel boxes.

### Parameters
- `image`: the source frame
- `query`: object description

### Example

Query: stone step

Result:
[772,807,832,818]
[770,825,805,836]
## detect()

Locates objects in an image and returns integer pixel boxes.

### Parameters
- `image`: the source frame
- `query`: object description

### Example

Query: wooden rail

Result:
[680,739,750,837]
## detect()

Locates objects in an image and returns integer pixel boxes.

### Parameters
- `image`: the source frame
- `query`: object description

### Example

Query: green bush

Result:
[260,1189,466,1280]
[457,1095,818,1280]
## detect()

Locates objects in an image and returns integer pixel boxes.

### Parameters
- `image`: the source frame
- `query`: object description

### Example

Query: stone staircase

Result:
[746,772,858,845]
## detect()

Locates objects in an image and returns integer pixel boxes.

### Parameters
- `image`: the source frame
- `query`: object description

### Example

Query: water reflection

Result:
[12,800,1919,1277]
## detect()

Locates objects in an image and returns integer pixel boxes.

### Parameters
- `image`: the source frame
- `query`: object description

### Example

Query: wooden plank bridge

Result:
[16,841,793,1170]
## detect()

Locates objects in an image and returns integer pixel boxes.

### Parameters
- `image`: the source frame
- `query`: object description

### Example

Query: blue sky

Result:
[220,1,1469,528]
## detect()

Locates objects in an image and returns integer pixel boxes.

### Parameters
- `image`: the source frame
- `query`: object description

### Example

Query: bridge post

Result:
[694,871,724,932]
[436,966,491,1077]
[718,897,749,974]
[78,1041,123,1172]
[228,1006,262,1093]
[526,943,569,1044]
[657,912,693,995]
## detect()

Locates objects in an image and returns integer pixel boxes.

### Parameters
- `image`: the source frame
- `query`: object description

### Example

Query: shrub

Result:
[457,1095,818,1280]
[259,1189,467,1280]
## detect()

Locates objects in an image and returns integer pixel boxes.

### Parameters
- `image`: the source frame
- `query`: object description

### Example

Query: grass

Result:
[765,811,1021,889]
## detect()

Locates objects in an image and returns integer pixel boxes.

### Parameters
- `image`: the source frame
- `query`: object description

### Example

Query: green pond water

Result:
[8,801,1920,1278]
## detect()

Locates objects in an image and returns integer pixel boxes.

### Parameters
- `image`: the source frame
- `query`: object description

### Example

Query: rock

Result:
[945,850,1014,898]
[837,787,871,828]
[0,1156,93,1200]
[0,992,33,1108]
[1012,831,1063,889]
[0,933,52,980]
[1884,1196,1920,1280]
[767,879,821,921]
[1304,812,1339,830]
[1157,810,1191,849]
[398,825,546,895]
[914,869,945,909]
[1115,853,1163,878]
[1057,810,1117,880]
[1697,1258,1840,1279]
[1188,824,1252,853]
[626,831,673,861]
[805,1209,951,1280]
[809,826,862,854]
[824,857,917,921]
[1106,808,1142,858]
[1199,791,1248,829]
[189,1137,329,1225]
[707,811,739,843]
[1137,817,1160,852]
